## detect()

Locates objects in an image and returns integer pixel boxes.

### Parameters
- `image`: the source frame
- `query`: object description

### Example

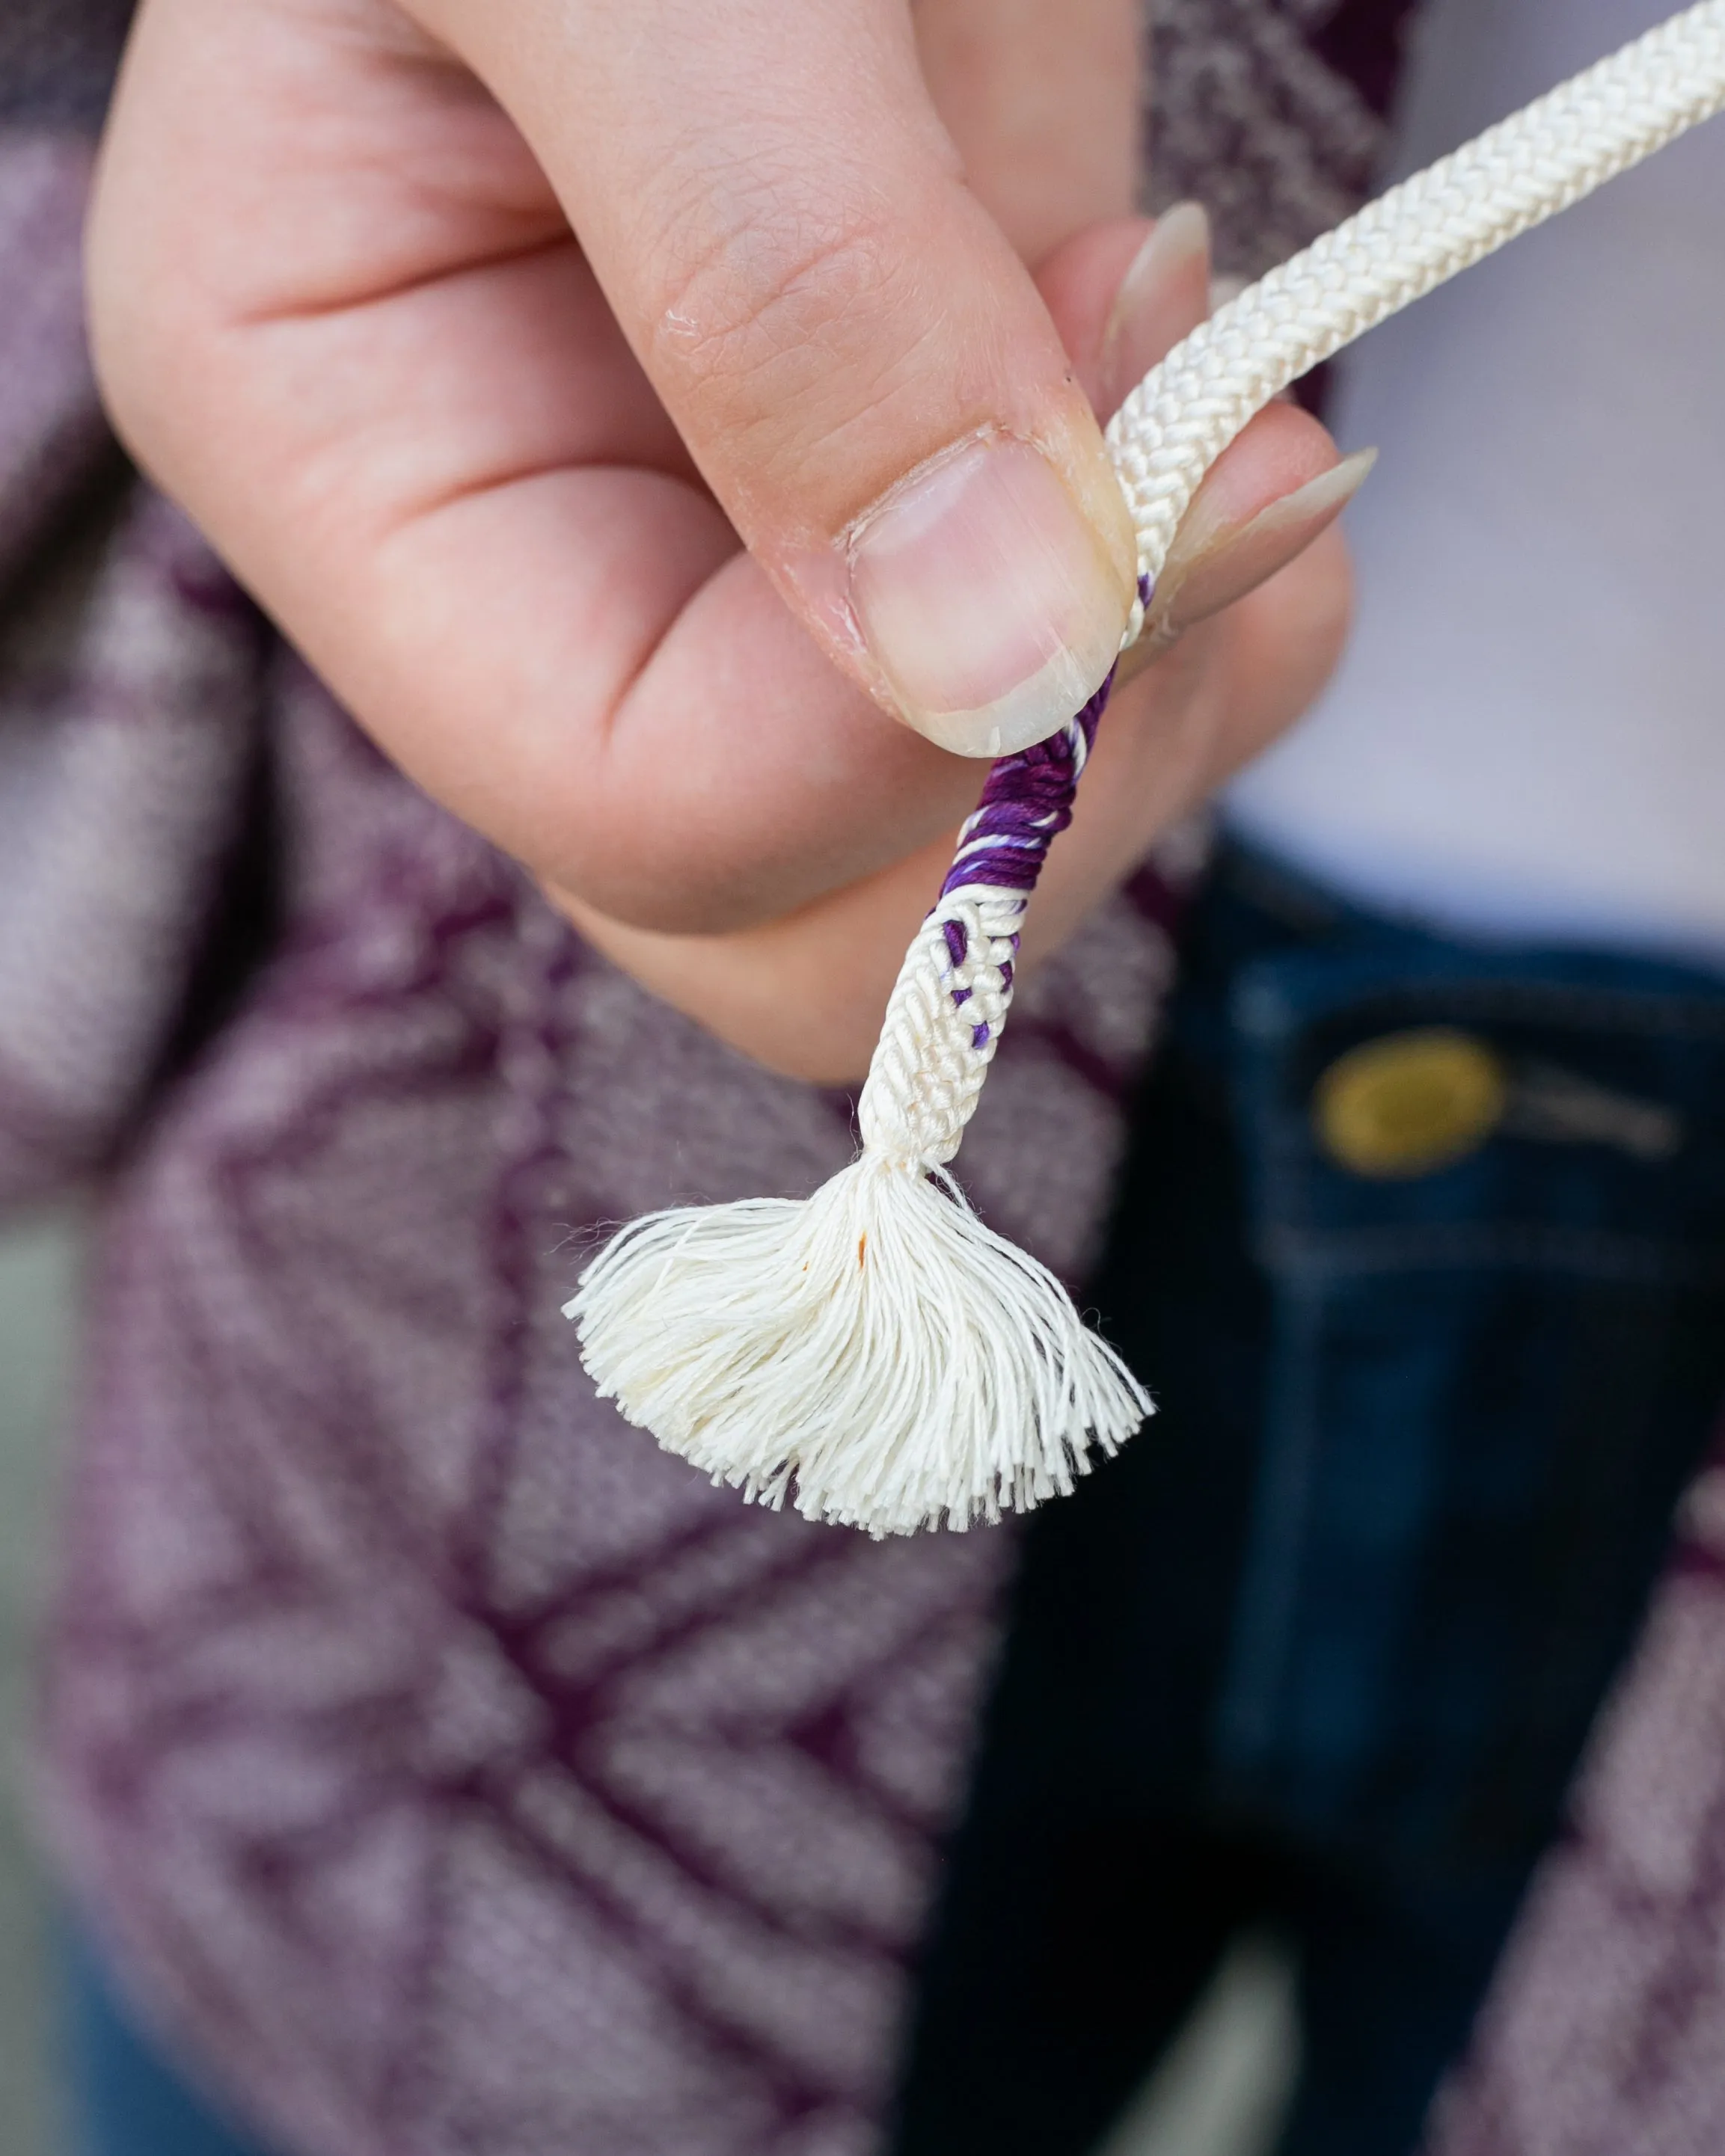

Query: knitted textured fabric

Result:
[573,1,1725,1541]
[13,7,1725,2156]
[4,107,1180,2156]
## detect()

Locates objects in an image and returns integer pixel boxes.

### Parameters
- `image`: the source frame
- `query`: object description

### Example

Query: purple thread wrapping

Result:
[937,575,1149,912]
[933,577,1150,1025]
[937,669,1115,904]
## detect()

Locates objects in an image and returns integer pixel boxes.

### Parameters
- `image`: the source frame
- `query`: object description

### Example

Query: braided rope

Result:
[573,4,1725,1534]
[1110,0,1725,592]
[857,665,1114,1168]
[865,0,1725,1178]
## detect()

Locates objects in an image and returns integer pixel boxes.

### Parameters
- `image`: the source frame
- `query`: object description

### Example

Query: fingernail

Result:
[845,432,1133,758]
[1101,203,1212,415]
[1145,446,1376,648]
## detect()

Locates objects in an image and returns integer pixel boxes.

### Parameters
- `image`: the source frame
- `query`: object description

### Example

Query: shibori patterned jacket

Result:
[5,4,1725,2154]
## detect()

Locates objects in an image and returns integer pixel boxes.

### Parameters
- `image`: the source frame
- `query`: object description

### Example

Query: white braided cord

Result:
[1107,0,1725,597]
[857,687,1099,1167]
[573,7,1725,1534]
[859,1,1725,1180]
[857,888,1023,1167]
[870,0,1725,1178]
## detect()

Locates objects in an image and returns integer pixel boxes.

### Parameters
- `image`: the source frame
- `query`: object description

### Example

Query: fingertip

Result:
[1035,204,1216,421]
[1140,434,1372,651]
[1033,215,1157,408]
[838,421,1135,758]
[1097,202,1212,417]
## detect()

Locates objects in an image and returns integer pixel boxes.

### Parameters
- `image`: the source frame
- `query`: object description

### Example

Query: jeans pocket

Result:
[1213,946,1725,1872]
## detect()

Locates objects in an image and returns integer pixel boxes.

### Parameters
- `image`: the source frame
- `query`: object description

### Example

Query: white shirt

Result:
[1225,0,1725,961]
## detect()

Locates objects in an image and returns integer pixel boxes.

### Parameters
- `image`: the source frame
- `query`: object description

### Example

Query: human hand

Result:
[562,205,1361,1076]
[89,0,1355,1078]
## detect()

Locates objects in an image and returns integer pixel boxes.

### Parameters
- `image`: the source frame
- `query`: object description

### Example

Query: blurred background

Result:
[0,1206,1294,2156]
[0,1205,80,2156]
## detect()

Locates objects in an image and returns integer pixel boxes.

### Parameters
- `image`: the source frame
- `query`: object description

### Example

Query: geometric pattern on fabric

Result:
[45,6,1720,2153]
[0,129,262,1209]
[1146,0,1406,280]
[1426,1463,1725,2156]
[40,666,1177,2156]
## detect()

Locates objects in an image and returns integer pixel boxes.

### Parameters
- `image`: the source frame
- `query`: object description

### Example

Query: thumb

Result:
[408,0,1139,757]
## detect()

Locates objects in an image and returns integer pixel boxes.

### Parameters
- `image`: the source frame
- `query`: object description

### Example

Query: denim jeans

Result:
[64,1927,281,2156]
[894,843,1725,2156]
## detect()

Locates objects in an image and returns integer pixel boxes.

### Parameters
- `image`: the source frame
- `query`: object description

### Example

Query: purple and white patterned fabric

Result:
[12,6,1725,2156]
[1425,1469,1725,2156]
[0,63,1178,2156]
[38,630,1176,2156]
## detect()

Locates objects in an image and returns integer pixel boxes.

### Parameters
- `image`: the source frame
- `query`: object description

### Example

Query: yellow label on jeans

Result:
[1315,1028,1507,1179]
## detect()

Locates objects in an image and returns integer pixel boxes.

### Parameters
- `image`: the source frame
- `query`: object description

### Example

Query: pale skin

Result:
[87,0,1356,1083]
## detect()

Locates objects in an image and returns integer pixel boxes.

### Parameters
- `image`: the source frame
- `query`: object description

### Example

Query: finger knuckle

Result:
[642,166,920,453]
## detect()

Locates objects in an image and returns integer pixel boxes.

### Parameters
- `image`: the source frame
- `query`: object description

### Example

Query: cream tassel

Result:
[571,4,1725,1535]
